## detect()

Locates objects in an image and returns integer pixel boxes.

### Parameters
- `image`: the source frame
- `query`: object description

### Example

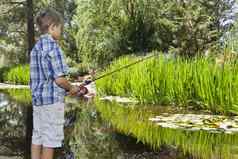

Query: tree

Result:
[0,0,76,65]
[27,0,35,61]
[0,0,27,64]
[73,0,236,67]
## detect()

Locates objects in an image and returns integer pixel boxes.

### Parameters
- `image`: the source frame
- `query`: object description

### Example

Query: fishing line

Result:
[83,53,159,85]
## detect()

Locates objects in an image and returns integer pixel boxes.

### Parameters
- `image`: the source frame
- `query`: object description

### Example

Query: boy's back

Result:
[30,33,68,106]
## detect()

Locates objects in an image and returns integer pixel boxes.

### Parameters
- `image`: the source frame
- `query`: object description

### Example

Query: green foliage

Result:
[95,99,238,159]
[72,0,235,67]
[96,52,238,114]
[223,20,238,54]
[3,89,32,105]
[3,65,30,85]
[0,0,77,65]
[0,66,11,82]
[0,1,28,64]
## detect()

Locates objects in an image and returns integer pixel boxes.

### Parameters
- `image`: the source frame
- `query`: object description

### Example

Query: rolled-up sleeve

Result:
[48,46,69,79]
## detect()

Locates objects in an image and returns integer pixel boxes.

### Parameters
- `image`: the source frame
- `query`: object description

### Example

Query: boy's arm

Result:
[48,45,79,95]
[55,76,79,96]
[55,76,72,91]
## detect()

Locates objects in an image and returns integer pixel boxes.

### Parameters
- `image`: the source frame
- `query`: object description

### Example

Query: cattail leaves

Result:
[3,65,30,85]
[96,53,238,115]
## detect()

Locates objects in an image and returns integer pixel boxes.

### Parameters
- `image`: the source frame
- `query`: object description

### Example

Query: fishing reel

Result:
[83,79,92,85]
[77,85,89,97]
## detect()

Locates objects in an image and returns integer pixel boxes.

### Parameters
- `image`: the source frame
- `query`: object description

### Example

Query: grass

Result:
[96,52,238,115]
[3,65,30,85]
[95,99,238,159]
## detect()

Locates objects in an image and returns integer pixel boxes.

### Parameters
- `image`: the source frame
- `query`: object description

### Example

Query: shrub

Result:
[3,65,30,85]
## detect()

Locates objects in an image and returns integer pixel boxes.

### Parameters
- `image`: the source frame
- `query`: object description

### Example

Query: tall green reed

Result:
[3,65,30,85]
[96,52,238,114]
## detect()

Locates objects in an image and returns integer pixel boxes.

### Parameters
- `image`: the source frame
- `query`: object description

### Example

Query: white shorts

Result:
[32,102,65,148]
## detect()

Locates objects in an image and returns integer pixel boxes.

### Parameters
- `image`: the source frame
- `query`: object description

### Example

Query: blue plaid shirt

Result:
[30,34,69,106]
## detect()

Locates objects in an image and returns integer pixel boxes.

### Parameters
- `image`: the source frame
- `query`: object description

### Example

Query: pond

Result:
[0,89,190,159]
[96,99,238,159]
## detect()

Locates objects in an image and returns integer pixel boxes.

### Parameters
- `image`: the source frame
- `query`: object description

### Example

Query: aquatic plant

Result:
[3,65,30,85]
[96,52,238,114]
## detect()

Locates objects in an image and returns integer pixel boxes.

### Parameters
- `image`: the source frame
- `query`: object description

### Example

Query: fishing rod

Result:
[76,53,158,96]
[83,53,158,85]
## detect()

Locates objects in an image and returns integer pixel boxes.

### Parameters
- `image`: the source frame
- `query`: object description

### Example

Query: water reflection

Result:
[0,93,9,108]
[0,92,31,159]
[64,98,191,159]
[0,90,190,159]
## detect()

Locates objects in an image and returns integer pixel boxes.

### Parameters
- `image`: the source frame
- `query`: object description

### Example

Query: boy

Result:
[30,8,86,159]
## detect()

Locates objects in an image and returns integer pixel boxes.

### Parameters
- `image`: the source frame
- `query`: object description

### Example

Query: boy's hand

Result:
[68,86,80,96]
[77,85,88,97]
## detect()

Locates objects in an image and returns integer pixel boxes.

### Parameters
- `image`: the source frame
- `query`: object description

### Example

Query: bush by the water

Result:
[96,52,238,114]
[2,65,30,85]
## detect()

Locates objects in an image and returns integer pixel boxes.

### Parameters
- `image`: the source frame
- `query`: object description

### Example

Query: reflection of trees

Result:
[65,100,123,159]
[0,92,32,158]
[4,89,32,105]
[0,93,9,108]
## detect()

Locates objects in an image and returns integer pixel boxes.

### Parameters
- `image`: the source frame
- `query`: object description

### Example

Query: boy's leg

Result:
[32,106,43,159]
[41,102,65,158]
[31,144,42,159]
[41,147,54,159]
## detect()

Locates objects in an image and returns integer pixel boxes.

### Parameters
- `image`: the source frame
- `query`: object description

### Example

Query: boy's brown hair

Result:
[35,8,64,34]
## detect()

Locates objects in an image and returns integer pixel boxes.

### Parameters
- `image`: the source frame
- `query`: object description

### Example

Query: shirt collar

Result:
[40,33,55,41]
